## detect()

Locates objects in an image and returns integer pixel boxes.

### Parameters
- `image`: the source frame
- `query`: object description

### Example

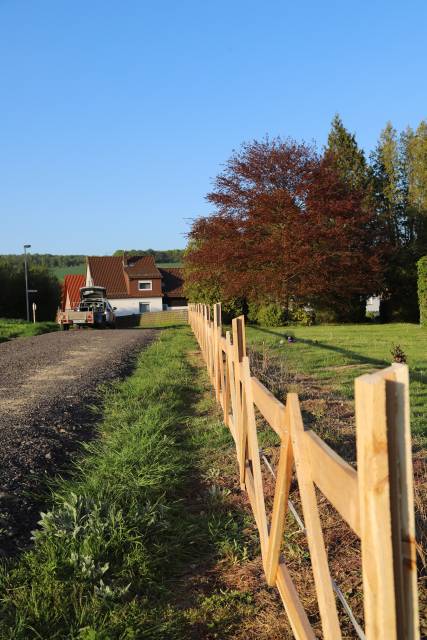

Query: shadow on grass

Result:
[253,326,427,386]
[161,351,254,628]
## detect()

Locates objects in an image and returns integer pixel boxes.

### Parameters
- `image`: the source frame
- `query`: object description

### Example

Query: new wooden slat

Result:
[226,332,238,444]
[218,333,229,426]
[245,464,263,537]
[382,365,419,640]
[265,404,294,586]
[355,372,397,640]
[235,315,246,361]
[383,369,406,639]
[242,356,269,563]
[213,305,220,401]
[391,364,419,640]
[305,430,360,537]
[232,319,246,488]
[288,393,342,640]
[228,413,237,445]
[276,563,316,640]
[238,382,248,489]
[251,376,287,438]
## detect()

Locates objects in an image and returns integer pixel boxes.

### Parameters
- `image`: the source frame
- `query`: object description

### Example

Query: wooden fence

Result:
[188,303,419,640]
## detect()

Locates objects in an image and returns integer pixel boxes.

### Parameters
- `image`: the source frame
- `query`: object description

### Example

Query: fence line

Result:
[188,303,419,640]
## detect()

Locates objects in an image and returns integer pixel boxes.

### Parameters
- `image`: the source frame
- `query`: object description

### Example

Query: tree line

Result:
[0,260,61,321]
[0,254,85,269]
[1,251,185,269]
[184,116,427,324]
[113,249,184,263]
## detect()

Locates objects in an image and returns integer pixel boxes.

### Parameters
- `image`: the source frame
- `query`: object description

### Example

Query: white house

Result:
[84,255,186,317]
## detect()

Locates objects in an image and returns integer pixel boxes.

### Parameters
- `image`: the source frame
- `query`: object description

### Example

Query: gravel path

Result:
[0,328,156,555]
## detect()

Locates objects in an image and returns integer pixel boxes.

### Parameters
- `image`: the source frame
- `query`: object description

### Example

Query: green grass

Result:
[0,318,58,343]
[246,322,427,439]
[52,264,85,281]
[0,328,259,639]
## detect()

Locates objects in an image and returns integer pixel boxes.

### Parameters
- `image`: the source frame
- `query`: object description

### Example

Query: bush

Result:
[418,256,427,327]
[222,298,246,324]
[247,301,260,324]
[256,303,285,327]
[289,305,315,326]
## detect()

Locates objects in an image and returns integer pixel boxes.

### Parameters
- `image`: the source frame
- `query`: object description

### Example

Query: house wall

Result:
[86,264,93,286]
[109,297,163,316]
[366,296,380,314]
[127,277,163,297]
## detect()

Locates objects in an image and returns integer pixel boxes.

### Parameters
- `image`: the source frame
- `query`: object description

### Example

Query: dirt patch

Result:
[0,328,156,556]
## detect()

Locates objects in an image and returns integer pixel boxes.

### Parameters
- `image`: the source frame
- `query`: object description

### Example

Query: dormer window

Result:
[138,280,152,291]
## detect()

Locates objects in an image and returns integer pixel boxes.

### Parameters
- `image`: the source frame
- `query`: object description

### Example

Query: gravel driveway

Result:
[0,328,155,555]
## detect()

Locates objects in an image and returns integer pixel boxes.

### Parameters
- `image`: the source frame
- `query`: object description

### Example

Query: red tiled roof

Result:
[87,256,184,300]
[62,274,86,310]
[87,256,128,297]
[160,268,186,298]
[124,255,161,278]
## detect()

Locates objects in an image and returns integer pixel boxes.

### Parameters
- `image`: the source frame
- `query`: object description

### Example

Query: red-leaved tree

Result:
[185,137,385,316]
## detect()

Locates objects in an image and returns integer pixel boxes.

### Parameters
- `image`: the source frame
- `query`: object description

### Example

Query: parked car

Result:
[57,286,116,330]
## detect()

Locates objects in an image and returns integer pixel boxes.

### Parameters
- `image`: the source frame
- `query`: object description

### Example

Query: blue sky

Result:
[1,0,426,254]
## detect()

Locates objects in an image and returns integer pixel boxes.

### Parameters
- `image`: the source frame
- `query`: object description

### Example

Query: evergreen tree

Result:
[325,114,369,190]
[405,121,427,248]
[370,122,403,246]
[370,121,427,321]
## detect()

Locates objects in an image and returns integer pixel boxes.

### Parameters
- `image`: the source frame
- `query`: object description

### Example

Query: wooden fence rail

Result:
[188,302,419,640]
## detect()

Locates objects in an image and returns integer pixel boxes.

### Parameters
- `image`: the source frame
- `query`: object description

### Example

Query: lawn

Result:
[0,319,58,343]
[246,322,427,440]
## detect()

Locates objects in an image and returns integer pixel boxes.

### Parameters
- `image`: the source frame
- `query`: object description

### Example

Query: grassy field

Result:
[0,319,58,343]
[246,322,427,440]
[51,264,85,281]
[0,328,279,639]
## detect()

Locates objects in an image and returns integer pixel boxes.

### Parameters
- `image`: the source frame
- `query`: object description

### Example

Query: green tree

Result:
[371,122,404,246]
[0,261,60,320]
[370,121,427,321]
[325,114,369,190]
[405,121,427,247]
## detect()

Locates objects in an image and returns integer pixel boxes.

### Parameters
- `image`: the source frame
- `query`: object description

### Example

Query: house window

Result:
[139,302,150,314]
[138,280,152,291]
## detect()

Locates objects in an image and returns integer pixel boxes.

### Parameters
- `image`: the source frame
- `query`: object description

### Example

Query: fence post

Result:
[213,304,221,401]
[389,364,419,640]
[232,316,247,489]
[355,365,419,640]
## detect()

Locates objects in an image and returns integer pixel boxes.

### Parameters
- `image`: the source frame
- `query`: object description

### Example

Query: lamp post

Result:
[24,244,31,322]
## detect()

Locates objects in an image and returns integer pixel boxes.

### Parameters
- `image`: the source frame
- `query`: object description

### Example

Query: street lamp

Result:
[24,244,31,322]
